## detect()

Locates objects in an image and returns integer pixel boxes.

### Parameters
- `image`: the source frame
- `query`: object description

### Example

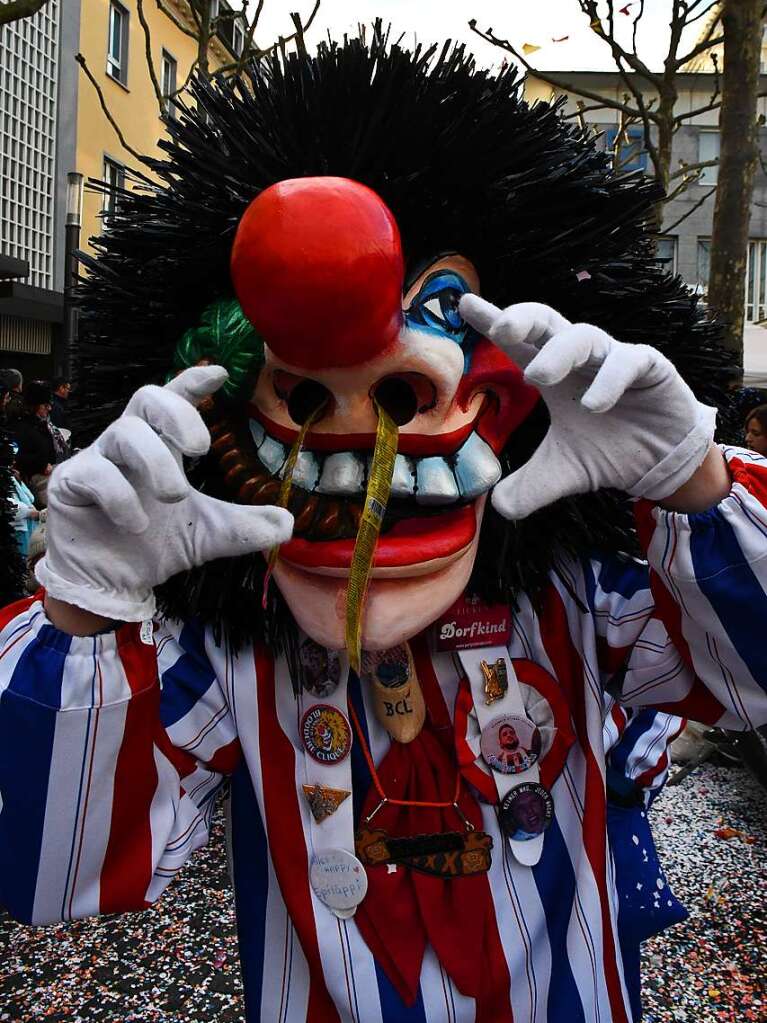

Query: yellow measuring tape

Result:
[345,403,398,673]
[262,403,326,608]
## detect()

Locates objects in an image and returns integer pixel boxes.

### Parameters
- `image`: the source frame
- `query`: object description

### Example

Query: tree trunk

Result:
[707,0,764,369]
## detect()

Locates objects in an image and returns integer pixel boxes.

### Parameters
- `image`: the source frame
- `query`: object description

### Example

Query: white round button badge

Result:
[479,713,542,775]
[310,849,368,915]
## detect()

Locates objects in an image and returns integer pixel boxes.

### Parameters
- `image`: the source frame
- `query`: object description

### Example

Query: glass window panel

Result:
[656,236,677,274]
[696,238,711,291]
[697,131,720,185]
[605,125,648,173]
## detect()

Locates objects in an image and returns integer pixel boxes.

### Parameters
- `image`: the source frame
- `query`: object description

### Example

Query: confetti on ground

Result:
[0,810,243,1022]
[641,763,767,1023]
[0,762,764,1021]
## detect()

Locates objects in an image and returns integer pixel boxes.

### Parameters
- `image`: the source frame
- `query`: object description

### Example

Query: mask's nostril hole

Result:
[287,379,332,425]
[373,376,419,426]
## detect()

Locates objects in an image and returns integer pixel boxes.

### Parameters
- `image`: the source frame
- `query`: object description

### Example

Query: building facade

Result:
[0,0,238,379]
[523,69,767,327]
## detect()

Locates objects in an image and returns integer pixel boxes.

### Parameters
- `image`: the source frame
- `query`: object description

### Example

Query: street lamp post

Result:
[61,171,84,380]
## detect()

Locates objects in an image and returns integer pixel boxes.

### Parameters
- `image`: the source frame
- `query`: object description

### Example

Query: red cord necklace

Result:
[347,701,473,831]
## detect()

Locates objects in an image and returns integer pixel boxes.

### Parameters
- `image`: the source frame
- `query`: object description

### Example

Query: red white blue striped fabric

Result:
[1,445,766,1022]
[603,705,685,805]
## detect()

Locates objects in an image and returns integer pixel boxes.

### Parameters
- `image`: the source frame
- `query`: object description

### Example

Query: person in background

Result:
[0,380,9,422]
[744,403,767,456]
[7,440,40,556]
[25,515,46,593]
[49,378,71,431]
[0,368,24,420]
[7,381,58,479]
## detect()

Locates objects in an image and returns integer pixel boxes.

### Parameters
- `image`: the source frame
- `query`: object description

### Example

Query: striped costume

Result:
[1,446,766,1023]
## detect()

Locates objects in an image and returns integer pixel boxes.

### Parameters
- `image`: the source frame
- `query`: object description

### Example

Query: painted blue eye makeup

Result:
[405,271,472,345]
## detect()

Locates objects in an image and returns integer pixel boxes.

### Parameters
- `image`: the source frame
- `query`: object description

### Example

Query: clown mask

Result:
[213,176,538,651]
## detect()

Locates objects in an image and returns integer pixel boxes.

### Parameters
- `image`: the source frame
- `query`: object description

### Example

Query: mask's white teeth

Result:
[282,450,320,490]
[249,420,265,447]
[250,420,287,475]
[316,451,366,495]
[453,432,502,498]
[390,453,417,498]
[416,457,459,505]
[248,419,502,504]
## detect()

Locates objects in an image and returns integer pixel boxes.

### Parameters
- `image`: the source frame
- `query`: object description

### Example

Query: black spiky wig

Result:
[73,25,735,649]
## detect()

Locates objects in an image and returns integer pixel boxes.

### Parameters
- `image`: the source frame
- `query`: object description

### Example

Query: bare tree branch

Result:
[578,0,661,84]
[674,97,724,122]
[632,0,646,56]
[231,0,265,72]
[0,0,51,26]
[663,186,717,233]
[75,53,152,167]
[562,101,617,120]
[242,0,321,64]
[668,157,719,181]
[467,21,649,120]
[136,0,165,115]
[676,6,724,70]
[170,54,200,99]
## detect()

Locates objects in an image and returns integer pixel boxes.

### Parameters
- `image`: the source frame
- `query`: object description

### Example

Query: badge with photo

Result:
[480,714,542,775]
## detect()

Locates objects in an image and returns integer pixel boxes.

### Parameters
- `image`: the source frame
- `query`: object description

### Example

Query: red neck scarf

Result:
[353,635,511,1011]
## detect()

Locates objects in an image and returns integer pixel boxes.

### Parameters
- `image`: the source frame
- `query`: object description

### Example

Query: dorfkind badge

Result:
[434,595,511,652]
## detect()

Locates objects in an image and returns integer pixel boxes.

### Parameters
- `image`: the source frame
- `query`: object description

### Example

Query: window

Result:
[161,50,177,118]
[697,130,720,185]
[232,19,245,56]
[0,5,58,289]
[605,125,647,173]
[747,240,767,323]
[103,156,126,227]
[701,236,767,320]
[697,238,710,292]
[655,236,677,274]
[107,1,129,85]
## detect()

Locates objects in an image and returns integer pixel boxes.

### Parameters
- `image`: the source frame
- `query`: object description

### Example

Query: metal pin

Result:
[453,801,475,832]
[365,797,389,823]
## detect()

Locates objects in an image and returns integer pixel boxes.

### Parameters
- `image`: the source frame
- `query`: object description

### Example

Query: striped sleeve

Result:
[604,706,685,807]
[0,597,238,926]
[588,446,767,731]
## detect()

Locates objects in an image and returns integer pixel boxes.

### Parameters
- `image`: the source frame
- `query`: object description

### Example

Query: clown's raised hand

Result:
[37,366,293,622]
[460,295,717,521]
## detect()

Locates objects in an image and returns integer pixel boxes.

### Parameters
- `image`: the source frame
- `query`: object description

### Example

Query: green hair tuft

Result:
[170,297,263,395]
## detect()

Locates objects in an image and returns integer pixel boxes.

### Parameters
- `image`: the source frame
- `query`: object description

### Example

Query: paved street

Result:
[1,761,765,1023]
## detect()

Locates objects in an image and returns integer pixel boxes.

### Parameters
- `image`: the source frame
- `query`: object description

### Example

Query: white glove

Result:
[460,296,717,521]
[36,366,293,621]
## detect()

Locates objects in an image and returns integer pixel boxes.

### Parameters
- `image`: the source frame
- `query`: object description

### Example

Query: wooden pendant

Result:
[363,643,426,744]
[356,826,493,876]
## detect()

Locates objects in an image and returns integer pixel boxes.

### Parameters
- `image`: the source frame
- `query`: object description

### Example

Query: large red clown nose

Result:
[230,177,405,370]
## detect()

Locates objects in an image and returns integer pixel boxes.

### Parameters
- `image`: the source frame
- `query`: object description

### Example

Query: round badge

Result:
[499,782,554,841]
[301,704,353,765]
[310,850,368,913]
[479,714,541,775]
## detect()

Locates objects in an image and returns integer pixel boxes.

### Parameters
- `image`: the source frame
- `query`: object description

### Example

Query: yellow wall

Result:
[76,0,229,252]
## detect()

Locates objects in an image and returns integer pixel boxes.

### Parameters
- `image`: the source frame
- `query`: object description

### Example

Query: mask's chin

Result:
[273,495,487,651]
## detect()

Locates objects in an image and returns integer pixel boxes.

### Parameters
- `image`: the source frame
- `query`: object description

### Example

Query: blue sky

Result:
[251,0,718,72]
